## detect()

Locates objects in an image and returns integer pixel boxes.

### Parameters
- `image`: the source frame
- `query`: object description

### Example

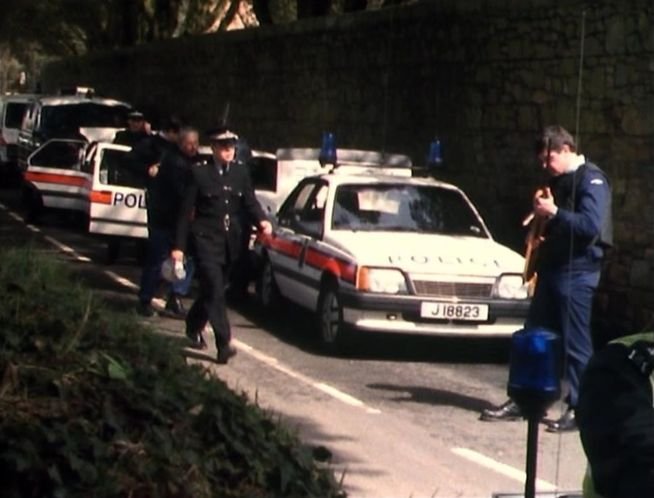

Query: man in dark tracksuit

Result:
[128,117,181,187]
[577,332,654,497]
[171,128,271,364]
[481,125,612,431]
[107,117,180,266]
[137,127,198,317]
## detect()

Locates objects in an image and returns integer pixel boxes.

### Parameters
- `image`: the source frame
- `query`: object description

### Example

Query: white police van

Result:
[22,137,145,238]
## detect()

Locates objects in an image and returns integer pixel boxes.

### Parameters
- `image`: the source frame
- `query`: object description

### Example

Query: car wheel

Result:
[317,282,350,354]
[256,257,281,310]
[22,187,43,224]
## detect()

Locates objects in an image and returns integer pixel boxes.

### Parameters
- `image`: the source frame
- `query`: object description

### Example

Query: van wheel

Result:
[105,239,121,265]
[71,211,90,232]
[256,257,281,310]
[135,240,147,266]
[317,282,350,354]
[22,188,43,224]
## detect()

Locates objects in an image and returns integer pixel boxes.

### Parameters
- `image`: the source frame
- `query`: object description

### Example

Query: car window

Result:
[299,183,327,222]
[4,102,29,128]
[29,140,85,170]
[278,180,326,230]
[99,148,145,188]
[332,184,487,237]
[41,103,129,131]
[279,181,316,223]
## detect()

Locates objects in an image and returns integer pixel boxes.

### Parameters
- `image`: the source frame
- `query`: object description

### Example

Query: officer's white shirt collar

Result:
[565,154,586,173]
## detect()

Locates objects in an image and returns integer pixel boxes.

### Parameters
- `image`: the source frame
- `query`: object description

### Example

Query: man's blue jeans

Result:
[138,227,194,304]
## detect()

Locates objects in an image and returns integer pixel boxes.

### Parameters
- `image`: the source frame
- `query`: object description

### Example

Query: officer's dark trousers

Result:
[526,268,600,408]
[186,237,231,348]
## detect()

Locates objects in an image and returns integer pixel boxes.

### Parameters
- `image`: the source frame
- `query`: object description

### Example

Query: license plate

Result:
[420,302,489,321]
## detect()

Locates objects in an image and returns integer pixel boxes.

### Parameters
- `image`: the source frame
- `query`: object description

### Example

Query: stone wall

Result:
[41,0,654,340]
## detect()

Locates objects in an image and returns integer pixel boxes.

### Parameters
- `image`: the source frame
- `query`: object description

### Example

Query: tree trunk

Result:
[218,0,241,31]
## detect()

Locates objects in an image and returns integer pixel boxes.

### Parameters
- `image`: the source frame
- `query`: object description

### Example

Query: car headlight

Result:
[494,274,529,299]
[357,267,408,294]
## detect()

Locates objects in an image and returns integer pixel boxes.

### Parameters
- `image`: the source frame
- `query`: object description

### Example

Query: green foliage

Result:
[0,248,345,498]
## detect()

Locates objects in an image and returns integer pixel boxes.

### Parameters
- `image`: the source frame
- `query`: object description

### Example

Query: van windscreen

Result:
[42,103,129,131]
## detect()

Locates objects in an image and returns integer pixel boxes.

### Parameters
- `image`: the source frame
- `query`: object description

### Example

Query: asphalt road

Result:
[0,185,585,498]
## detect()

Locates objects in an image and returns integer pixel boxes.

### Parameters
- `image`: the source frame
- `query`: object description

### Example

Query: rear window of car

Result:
[4,102,29,128]
[99,148,146,189]
[41,103,129,131]
[332,183,488,237]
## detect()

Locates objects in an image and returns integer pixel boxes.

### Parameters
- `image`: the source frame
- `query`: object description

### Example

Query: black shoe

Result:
[165,294,187,319]
[546,408,577,433]
[480,400,522,421]
[186,330,208,350]
[216,344,237,364]
[137,302,156,317]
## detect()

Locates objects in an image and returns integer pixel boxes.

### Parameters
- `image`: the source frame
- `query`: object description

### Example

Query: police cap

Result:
[127,110,145,120]
[207,127,239,146]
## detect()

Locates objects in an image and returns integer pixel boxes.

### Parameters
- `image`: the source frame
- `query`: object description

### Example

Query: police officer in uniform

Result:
[481,125,613,432]
[113,110,151,147]
[171,127,272,364]
[577,332,654,497]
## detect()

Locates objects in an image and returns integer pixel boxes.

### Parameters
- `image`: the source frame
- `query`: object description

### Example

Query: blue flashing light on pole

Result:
[426,138,443,169]
[507,326,561,498]
[319,131,337,166]
[508,327,561,414]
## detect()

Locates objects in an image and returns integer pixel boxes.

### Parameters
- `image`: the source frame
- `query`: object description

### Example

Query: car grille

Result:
[412,280,493,298]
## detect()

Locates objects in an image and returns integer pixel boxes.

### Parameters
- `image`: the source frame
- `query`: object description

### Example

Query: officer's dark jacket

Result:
[577,333,654,498]
[175,159,266,263]
[113,129,150,148]
[147,149,200,230]
[538,161,612,272]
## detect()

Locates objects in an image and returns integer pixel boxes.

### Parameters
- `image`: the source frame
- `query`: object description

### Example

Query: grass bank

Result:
[0,247,345,498]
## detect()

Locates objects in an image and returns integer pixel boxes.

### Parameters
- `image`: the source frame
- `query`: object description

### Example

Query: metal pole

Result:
[524,415,539,498]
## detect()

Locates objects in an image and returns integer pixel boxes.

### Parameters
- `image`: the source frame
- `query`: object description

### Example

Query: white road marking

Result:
[103,270,140,291]
[43,235,92,262]
[451,447,558,491]
[232,338,382,414]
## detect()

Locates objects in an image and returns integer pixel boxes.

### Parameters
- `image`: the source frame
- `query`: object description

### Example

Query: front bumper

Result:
[339,290,529,337]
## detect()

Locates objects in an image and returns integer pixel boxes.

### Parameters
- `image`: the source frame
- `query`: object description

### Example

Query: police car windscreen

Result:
[4,102,28,128]
[332,184,487,237]
[42,103,129,131]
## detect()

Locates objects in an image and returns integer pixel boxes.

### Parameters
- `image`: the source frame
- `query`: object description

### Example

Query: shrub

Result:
[0,248,345,498]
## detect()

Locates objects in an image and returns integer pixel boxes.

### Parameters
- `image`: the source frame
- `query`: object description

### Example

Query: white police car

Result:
[254,152,530,352]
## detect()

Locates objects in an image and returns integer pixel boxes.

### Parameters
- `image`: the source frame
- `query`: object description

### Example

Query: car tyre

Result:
[105,239,121,265]
[256,257,282,310]
[22,187,43,224]
[317,282,351,355]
